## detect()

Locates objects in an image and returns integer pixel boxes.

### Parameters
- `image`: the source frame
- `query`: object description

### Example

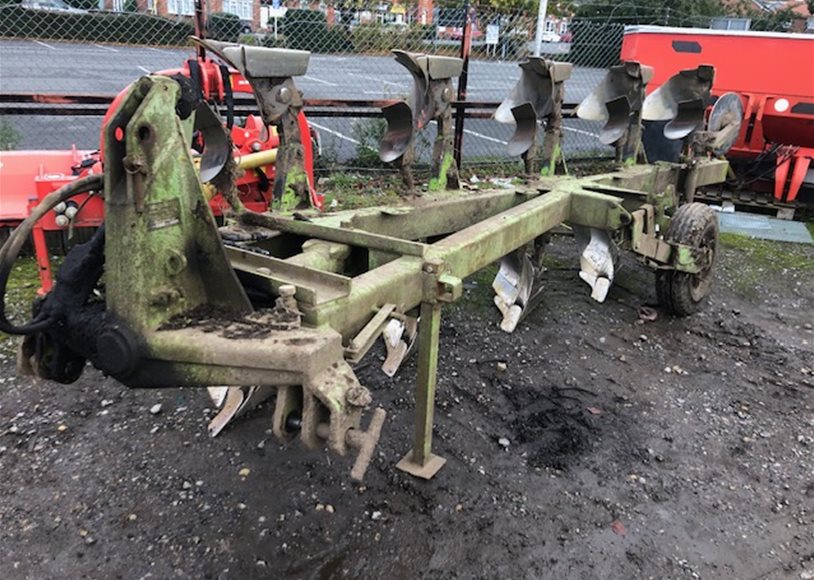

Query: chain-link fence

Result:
[0,0,802,172]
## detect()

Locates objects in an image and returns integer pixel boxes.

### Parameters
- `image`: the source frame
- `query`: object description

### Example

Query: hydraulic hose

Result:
[0,174,104,336]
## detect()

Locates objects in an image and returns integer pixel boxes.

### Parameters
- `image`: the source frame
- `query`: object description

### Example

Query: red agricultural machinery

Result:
[0,53,320,293]
[622,26,814,217]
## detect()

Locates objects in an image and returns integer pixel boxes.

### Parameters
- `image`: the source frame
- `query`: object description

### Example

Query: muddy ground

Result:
[1,233,812,580]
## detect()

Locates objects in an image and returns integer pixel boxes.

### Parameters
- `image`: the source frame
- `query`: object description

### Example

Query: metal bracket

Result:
[569,189,632,232]
[630,207,705,273]
[345,303,397,364]
[420,259,461,304]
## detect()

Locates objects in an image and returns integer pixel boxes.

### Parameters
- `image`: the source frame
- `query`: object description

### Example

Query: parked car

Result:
[540,31,561,43]
[20,0,86,13]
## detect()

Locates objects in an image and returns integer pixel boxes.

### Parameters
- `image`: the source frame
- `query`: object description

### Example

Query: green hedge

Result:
[350,23,434,54]
[208,11,240,43]
[282,9,351,53]
[567,20,623,68]
[0,5,194,46]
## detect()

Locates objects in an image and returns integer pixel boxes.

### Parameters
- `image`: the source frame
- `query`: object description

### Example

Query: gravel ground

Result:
[1,233,812,580]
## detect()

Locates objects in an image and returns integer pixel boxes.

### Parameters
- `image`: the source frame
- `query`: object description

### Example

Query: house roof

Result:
[753,0,811,16]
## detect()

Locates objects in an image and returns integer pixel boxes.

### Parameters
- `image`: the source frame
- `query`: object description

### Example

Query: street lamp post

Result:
[533,0,549,57]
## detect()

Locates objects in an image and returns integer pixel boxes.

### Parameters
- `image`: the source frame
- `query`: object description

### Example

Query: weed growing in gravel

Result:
[720,233,814,271]
[719,232,814,298]
[320,173,405,210]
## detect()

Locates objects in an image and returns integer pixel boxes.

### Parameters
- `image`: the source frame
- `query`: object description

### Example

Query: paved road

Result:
[0,39,611,162]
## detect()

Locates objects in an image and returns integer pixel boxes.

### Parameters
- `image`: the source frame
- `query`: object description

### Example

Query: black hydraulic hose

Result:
[0,174,104,336]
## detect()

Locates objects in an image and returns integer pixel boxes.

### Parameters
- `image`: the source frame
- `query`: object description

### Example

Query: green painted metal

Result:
[240,211,428,257]
[269,160,728,339]
[411,300,442,465]
[567,188,631,231]
[673,245,703,274]
[104,76,250,332]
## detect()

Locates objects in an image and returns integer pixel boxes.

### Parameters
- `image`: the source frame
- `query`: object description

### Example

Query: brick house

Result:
[102,0,262,31]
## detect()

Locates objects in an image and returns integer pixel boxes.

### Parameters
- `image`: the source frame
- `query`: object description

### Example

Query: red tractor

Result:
[0,55,321,293]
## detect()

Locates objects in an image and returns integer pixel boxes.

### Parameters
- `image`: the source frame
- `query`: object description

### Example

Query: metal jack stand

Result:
[494,58,572,179]
[396,260,461,478]
[395,301,446,478]
[193,39,315,210]
[379,51,463,194]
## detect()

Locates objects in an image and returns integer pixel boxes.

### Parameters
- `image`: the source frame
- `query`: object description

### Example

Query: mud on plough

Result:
[0,41,736,481]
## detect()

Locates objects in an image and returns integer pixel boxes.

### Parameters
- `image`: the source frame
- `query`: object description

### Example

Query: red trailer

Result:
[621,26,814,213]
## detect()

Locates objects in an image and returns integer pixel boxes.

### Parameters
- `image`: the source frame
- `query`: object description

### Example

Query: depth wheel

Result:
[656,202,718,316]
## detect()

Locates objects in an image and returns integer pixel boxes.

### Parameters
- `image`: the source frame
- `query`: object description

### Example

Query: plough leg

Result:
[575,226,615,303]
[492,236,549,333]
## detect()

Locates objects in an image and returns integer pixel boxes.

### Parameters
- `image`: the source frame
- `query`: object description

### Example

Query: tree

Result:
[572,0,727,25]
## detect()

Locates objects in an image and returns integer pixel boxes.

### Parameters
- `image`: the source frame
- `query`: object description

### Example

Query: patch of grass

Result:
[0,257,40,350]
[719,232,814,271]
[320,173,406,210]
[351,118,387,168]
[718,232,814,299]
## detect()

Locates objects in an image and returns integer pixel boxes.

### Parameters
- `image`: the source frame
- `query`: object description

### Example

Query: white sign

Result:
[486,24,499,46]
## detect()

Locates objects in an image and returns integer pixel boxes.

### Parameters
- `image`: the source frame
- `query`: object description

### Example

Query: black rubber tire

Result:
[656,202,718,316]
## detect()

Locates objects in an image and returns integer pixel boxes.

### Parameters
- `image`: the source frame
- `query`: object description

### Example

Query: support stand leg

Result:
[396,301,446,479]
[31,223,53,294]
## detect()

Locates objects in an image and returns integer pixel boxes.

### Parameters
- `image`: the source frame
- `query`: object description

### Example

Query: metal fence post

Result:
[533,0,549,57]
[194,0,206,60]
[453,0,472,174]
